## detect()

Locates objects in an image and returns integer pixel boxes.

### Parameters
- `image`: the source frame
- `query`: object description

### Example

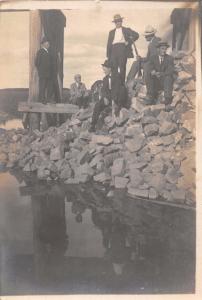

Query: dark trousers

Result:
[110,44,127,83]
[146,74,173,104]
[172,27,188,51]
[91,98,111,129]
[38,77,50,103]
[48,77,61,103]
[72,96,89,109]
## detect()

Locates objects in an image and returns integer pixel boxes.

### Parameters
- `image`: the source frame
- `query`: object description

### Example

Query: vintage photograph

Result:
[0,0,199,296]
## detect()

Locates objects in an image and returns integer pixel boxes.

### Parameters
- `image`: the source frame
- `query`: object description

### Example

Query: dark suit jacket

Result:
[101,73,127,106]
[148,54,175,77]
[107,26,139,59]
[146,36,161,61]
[35,48,52,78]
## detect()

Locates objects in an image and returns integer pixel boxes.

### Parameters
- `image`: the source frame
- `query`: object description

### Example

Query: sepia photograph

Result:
[0,0,200,297]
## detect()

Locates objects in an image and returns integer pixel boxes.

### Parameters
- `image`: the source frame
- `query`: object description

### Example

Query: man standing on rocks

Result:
[127,25,161,85]
[70,74,89,108]
[145,41,175,106]
[35,37,52,103]
[107,14,139,83]
[89,60,127,133]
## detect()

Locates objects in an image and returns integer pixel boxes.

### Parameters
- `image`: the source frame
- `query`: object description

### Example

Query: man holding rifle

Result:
[127,25,161,84]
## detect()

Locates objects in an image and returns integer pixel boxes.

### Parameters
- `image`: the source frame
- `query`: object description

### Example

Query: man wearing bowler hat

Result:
[145,41,175,106]
[89,60,127,132]
[35,37,51,103]
[127,25,161,83]
[107,14,139,83]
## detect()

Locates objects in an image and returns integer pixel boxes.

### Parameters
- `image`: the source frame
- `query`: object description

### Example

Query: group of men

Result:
[35,13,175,133]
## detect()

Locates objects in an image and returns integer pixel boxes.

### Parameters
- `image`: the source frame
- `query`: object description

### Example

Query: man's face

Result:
[115,20,122,28]
[43,41,50,49]
[145,34,154,42]
[75,75,81,83]
[102,66,111,76]
[159,46,167,56]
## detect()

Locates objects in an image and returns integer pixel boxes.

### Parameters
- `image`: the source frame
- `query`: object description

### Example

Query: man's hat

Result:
[101,60,112,68]
[112,14,124,23]
[157,41,170,48]
[41,36,49,44]
[143,25,157,36]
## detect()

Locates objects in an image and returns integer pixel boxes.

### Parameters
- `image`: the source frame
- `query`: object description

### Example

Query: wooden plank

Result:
[18,102,79,114]
[127,193,196,211]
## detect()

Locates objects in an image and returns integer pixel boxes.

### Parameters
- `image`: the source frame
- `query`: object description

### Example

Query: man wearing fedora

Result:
[145,41,175,105]
[89,60,127,132]
[35,37,52,103]
[107,14,139,83]
[127,25,161,83]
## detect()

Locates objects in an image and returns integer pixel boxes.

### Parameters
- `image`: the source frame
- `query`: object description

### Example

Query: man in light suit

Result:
[70,74,89,108]
[145,41,175,105]
[127,25,161,83]
[89,60,128,132]
[107,14,139,83]
[35,37,51,103]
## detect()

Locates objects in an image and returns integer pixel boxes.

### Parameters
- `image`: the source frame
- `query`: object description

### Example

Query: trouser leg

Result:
[146,75,159,101]
[163,76,173,104]
[39,78,48,103]
[91,99,106,129]
[111,44,127,83]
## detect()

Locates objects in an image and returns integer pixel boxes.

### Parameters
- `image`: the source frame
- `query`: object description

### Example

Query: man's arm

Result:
[128,28,139,43]
[35,50,41,69]
[106,31,112,59]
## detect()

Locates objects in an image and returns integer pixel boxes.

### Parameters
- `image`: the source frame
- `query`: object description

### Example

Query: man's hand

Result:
[104,97,109,106]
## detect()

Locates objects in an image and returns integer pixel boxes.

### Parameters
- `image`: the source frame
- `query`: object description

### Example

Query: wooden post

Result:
[28,10,42,130]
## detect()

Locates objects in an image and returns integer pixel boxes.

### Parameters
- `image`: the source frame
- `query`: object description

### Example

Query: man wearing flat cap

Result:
[89,60,127,132]
[145,41,175,106]
[35,37,52,103]
[127,25,161,84]
[107,14,139,83]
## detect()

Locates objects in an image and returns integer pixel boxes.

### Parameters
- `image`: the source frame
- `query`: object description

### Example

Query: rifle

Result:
[133,42,142,78]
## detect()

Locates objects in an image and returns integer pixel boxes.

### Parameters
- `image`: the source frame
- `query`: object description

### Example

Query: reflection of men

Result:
[70,74,89,108]
[145,41,174,105]
[107,14,139,83]
[127,25,161,83]
[89,60,127,132]
[170,8,192,51]
[35,37,51,103]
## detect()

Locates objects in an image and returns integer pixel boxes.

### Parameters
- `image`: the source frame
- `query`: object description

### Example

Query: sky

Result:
[0,4,177,89]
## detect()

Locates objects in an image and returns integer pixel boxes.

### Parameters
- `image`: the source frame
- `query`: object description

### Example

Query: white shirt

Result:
[113,28,126,44]
[159,55,164,64]
[42,47,48,53]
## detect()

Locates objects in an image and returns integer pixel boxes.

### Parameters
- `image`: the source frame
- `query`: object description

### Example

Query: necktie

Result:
[109,76,111,90]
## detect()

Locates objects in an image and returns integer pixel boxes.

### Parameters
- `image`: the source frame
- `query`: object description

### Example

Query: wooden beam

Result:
[18,102,79,114]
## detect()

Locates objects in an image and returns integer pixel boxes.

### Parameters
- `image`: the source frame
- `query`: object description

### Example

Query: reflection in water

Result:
[0,170,195,295]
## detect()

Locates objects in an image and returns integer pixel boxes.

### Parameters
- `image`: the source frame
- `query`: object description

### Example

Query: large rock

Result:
[165,167,180,184]
[141,116,157,125]
[125,134,145,153]
[60,164,72,180]
[128,187,149,199]
[77,148,91,165]
[50,145,65,161]
[114,176,129,189]
[129,169,144,187]
[111,158,125,177]
[149,187,158,200]
[125,124,143,137]
[93,172,111,183]
[159,121,178,136]
[92,135,113,146]
[89,154,103,168]
[129,161,147,170]
[144,124,159,137]
[147,173,166,192]
[77,163,94,176]
[171,188,186,203]
[0,152,8,164]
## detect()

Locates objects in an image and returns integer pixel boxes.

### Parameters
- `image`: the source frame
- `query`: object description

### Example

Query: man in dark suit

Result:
[35,37,51,103]
[145,41,175,105]
[127,25,161,83]
[89,60,127,132]
[107,14,139,83]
